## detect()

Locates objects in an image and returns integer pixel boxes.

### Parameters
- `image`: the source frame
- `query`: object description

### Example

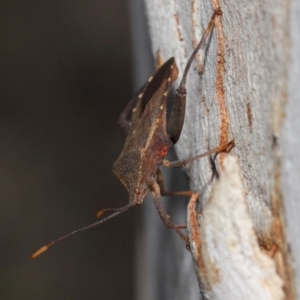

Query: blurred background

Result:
[0,1,147,299]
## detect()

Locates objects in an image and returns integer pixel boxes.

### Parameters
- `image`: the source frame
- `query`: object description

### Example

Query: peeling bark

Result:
[187,156,284,300]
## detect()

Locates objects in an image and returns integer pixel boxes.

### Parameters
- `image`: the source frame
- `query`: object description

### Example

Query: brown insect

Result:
[32,8,232,258]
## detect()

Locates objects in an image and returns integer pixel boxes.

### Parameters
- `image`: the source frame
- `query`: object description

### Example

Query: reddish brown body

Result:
[113,58,179,205]
[31,9,230,258]
[110,10,228,248]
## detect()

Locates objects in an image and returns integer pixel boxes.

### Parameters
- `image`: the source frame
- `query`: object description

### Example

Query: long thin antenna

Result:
[31,202,135,259]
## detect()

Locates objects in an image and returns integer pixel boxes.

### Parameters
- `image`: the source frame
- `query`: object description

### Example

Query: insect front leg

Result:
[163,140,234,168]
[156,168,193,198]
[150,181,190,249]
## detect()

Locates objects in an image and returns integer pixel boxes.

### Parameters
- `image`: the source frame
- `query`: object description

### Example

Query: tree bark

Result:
[132,0,298,299]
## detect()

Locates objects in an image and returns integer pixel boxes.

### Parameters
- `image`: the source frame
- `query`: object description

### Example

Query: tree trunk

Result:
[132,0,299,299]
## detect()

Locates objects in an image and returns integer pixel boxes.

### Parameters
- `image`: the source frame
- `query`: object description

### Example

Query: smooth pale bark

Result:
[187,157,283,300]
[132,0,298,299]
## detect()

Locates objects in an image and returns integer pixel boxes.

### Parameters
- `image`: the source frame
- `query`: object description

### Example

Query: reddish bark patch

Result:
[211,2,229,169]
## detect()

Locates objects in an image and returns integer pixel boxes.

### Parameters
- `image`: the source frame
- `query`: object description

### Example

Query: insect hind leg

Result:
[167,9,221,145]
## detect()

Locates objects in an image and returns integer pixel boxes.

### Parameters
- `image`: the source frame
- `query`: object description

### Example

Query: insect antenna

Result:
[96,206,129,219]
[31,202,135,259]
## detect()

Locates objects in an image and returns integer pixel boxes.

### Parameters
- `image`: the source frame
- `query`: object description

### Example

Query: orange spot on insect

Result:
[160,146,168,157]
[96,209,105,219]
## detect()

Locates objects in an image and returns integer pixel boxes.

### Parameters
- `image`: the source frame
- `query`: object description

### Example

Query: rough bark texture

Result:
[132,0,298,299]
[187,157,284,300]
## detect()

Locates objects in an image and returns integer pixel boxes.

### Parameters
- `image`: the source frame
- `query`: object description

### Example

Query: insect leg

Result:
[156,169,189,229]
[156,168,193,197]
[163,140,234,168]
[152,194,190,248]
[167,9,222,144]
[150,181,190,249]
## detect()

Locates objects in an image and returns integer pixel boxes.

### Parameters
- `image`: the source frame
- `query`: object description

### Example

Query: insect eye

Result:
[134,187,140,195]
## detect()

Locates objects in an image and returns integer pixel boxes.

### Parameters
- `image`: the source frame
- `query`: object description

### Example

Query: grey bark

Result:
[281,0,300,296]
[131,0,299,299]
